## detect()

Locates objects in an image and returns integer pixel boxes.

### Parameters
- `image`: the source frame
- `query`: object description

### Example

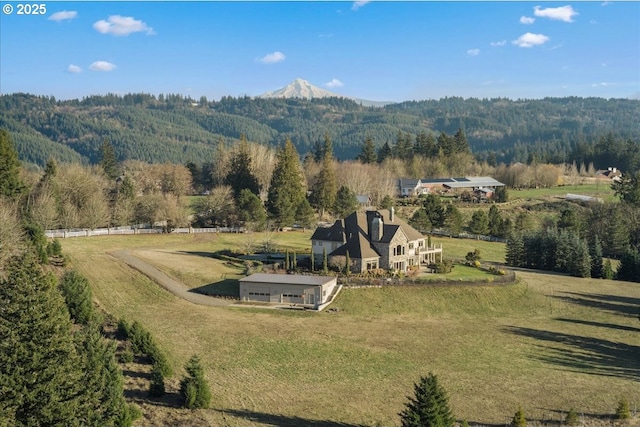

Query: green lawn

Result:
[59,232,640,427]
[509,183,617,202]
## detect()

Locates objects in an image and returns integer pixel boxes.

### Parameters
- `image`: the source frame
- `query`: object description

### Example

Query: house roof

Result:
[240,273,335,286]
[442,176,505,189]
[310,220,345,242]
[398,179,420,188]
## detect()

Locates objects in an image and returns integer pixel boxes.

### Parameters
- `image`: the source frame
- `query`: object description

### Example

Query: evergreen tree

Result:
[225,135,261,199]
[468,210,489,235]
[148,365,166,398]
[564,408,579,426]
[180,355,211,409]
[615,397,631,420]
[59,270,94,325]
[99,139,119,181]
[437,132,455,157]
[377,141,392,163]
[604,208,629,258]
[309,134,337,217]
[410,209,432,233]
[399,372,455,427]
[444,204,464,236]
[380,195,394,210]
[615,248,640,283]
[0,253,84,425]
[612,171,640,207]
[506,232,524,267]
[333,185,358,218]
[493,186,508,203]
[237,188,266,231]
[453,128,470,154]
[0,129,23,199]
[422,194,446,228]
[75,322,133,426]
[510,407,527,427]
[603,258,614,280]
[589,236,604,279]
[267,138,308,227]
[488,205,504,237]
[358,137,377,164]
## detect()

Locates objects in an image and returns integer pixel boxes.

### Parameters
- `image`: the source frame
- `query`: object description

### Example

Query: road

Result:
[110,249,233,307]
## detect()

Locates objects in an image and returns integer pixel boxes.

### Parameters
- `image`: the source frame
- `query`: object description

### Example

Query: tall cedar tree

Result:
[0,253,85,426]
[488,205,503,237]
[453,128,470,154]
[267,138,308,227]
[399,372,455,427]
[333,185,358,218]
[358,137,377,163]
[310,133,337,217]
[180,355,212,409]
[225,135,261,199]
[99,139,119,181]
[0,129,23,199]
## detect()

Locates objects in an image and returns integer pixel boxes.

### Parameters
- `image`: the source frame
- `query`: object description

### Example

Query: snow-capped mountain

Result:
[260,78,339,99]
[258,78,393,107]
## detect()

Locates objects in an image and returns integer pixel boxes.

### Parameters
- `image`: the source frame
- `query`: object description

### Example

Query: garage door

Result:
[281,293,304,304]
[247,291,270,302]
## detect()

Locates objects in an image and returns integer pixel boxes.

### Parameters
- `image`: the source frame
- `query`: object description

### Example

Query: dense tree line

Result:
[2,93,638,167]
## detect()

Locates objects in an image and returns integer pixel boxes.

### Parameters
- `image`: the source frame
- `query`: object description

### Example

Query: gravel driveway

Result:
[110,249,233,307]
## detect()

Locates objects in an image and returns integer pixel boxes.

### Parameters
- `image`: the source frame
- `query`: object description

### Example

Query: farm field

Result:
[61,232,640,427]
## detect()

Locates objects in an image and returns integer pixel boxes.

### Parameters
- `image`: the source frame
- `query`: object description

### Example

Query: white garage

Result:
[239,274,339,310]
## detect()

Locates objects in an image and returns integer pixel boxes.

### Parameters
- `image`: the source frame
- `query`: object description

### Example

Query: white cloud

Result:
[67,64,82,73]
[601,1,612,6]
[520,16,535,24]
[352,0,370,11]
[533,5,578,23]
[512,32,550,48]
[490,40,507,47]
[257,51,285,64]
[93,15,154,36]
[467,49,480,56]
[49,11,77,22]
[324,78,344,88]
[592,82,613,87]
[89,61,116,72]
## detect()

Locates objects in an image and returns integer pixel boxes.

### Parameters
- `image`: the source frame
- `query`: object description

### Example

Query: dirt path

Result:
[110,249,233,307]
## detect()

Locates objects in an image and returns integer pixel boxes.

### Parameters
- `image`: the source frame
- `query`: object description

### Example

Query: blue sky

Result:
[1,1,638,101]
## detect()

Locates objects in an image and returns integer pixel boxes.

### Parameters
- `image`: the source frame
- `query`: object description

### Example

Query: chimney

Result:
[371,215,383,242]
[613,167,617,173]
[389,207,395,222]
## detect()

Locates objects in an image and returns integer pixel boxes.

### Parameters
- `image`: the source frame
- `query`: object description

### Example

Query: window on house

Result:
[409,242,414,250]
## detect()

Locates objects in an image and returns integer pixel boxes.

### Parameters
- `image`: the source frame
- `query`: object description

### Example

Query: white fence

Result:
[45,226,244,239]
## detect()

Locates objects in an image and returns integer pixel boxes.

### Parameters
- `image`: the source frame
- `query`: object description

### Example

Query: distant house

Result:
[596,167,623,183]
[356,195,372,209]
[311,208,443,273]
[239,274,339,310]
[398,179,422,197]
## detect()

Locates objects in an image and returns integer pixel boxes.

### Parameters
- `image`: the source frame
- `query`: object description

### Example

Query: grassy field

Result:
[60,232,640,427]
[509,182,616,203]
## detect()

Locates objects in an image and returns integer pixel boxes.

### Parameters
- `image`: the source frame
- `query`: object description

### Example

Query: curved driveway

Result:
[110,249,233,307]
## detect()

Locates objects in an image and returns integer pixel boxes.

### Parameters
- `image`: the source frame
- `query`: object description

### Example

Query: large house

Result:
[311,208,443,274]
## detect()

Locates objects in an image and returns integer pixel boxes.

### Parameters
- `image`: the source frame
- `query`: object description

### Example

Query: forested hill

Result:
[1,92,639,168]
